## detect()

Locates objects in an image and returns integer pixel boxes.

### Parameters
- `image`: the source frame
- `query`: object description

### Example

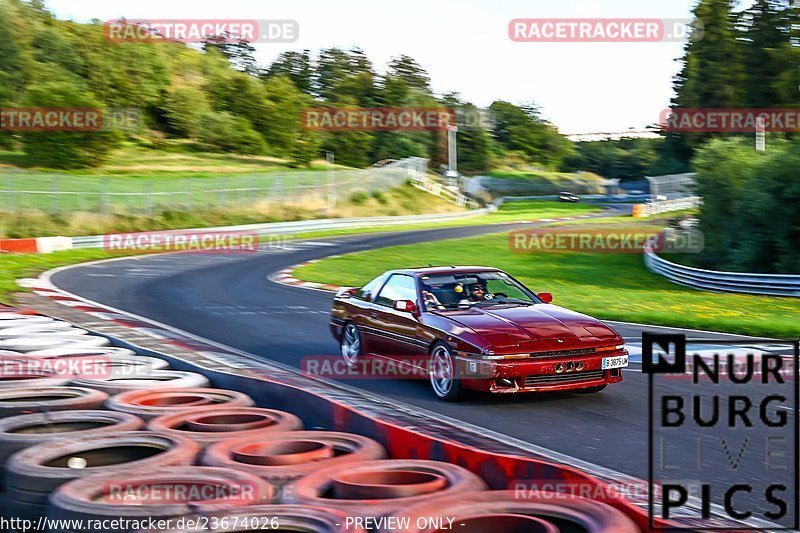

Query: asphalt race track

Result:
[51,220,796,524]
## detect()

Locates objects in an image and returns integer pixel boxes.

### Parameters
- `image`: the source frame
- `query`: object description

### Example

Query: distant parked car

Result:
[559,192,580,202]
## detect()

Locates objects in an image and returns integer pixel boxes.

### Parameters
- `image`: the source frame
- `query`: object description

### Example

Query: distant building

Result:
[564,128,661,142]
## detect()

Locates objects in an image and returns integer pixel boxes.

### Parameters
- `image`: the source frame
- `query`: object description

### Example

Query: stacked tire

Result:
[0,307,645,532]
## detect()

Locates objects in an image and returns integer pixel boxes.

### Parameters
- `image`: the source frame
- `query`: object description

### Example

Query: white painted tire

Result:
[0,317,58,329]
[0,326,88,339]
[31,347,136,358]
[70,370,210,395]
[0,336,110,353]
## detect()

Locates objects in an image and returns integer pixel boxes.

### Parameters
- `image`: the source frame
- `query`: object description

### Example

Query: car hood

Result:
[440,304,620,350]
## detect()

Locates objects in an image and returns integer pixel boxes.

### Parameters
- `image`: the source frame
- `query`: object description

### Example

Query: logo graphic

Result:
[644,333,799,530]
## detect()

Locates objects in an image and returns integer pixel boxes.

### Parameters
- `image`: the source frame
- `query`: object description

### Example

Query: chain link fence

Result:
[0,157,430,215]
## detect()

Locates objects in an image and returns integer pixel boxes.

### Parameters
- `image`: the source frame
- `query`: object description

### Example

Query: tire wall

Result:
[107,336,656,531]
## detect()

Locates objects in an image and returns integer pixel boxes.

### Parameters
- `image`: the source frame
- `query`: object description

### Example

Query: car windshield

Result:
[419,271,536,310]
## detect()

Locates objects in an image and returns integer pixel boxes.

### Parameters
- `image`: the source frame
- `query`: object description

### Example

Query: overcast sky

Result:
[45,0,745,134]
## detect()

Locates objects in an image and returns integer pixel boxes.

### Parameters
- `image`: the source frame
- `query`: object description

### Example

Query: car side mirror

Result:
[338,287,359,299]
[394,300,419,316]
[537,292,553,304]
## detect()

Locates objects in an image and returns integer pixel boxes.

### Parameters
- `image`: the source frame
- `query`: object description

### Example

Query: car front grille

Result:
[524,369,604,387]
[529,347,596,359]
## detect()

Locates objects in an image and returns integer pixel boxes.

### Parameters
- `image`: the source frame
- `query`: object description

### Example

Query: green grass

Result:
[0,142,366,213]
[0,143,347,178]
[293,230,800,338]
[0,183,466,238]
[291,201,602,240]
[0,200,601,304]
[0,249,117,305]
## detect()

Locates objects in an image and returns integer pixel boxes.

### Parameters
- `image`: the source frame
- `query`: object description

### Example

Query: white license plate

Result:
[602,355,629,370]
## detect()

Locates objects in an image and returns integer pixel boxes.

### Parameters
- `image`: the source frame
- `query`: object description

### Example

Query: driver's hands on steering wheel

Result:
[422,290,444,309]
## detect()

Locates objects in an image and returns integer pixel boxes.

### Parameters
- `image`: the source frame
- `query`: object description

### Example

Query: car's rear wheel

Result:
[429,342,462,402]
[340,323,362,367]
[575,385,607,394]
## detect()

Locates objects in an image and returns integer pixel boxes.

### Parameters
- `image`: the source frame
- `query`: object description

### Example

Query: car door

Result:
[344,273,388,355]
[368,274,427,360]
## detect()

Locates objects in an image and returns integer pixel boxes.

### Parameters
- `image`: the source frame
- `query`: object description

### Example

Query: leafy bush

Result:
[19,80,121,168]
[350,191,369,205]
[196,112,265,155]
[693,138,800,273]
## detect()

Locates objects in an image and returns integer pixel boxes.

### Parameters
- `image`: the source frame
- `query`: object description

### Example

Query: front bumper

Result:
[455,352,626,393]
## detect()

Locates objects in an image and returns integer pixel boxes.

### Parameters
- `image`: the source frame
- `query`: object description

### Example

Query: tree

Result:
[19,80,120,168]
[163,85,212,136]
[203,33,259,75]
[196,111,265,154]
[489,101,572,169]
[387,55,431,93]
[669,0,744,160]
[265,50,313,93]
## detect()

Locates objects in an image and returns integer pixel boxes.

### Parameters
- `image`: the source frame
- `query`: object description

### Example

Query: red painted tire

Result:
[0,410,144,479]
[106,388,254,420]
[69,369,210,395]
[201,431,386,482]
[48,467,273,531]
[382,490,641,533]
[0,387,109,417]
[4,431,198,506]
[283,459,487,518]
[148,407,303,447]
[133,505,367,533]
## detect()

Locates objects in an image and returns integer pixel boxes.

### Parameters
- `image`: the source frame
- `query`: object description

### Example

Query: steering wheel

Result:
[494,292,508,298]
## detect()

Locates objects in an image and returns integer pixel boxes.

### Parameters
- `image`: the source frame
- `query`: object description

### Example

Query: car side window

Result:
[353,274,387,301]
[374,274,418,307]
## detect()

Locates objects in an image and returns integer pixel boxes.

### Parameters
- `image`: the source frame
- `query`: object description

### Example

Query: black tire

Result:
[5,431,198,495]
[575,385,607,394]
[428,342,463,402]
[0,387,108,417]
[47,467,272,532]
[0,410,144,477]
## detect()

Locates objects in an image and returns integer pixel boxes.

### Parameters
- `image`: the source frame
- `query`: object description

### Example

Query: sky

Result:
[44,0,728,134]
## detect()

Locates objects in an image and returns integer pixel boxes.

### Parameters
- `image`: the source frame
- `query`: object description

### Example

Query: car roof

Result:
[389,266,502,276]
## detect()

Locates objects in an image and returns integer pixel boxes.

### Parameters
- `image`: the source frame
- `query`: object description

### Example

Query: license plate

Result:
[602,355,629,370]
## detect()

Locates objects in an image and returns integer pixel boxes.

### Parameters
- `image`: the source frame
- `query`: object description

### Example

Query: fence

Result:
[636,196,701,217]
[0,157,431,215]
[644,244,800,297]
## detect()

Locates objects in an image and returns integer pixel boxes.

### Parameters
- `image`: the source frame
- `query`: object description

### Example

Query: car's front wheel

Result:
[340,323,362,367]
[429,342,463,402]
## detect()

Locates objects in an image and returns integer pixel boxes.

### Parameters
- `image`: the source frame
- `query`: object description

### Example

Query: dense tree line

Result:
[0,0,570,171]
[667,0,800,273]
[667,0,800,162]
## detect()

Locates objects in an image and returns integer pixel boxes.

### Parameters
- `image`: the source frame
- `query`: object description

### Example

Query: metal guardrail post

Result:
[100,179,109,216]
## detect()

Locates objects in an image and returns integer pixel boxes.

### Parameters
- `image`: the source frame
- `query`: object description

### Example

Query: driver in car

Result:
[459,282,492,305]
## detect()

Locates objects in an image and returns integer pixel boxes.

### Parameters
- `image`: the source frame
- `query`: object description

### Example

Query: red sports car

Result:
[330,266,628,401]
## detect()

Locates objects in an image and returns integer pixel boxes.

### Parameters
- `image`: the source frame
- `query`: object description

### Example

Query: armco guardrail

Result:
[644,244,800,297]
[71,208,490,249]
